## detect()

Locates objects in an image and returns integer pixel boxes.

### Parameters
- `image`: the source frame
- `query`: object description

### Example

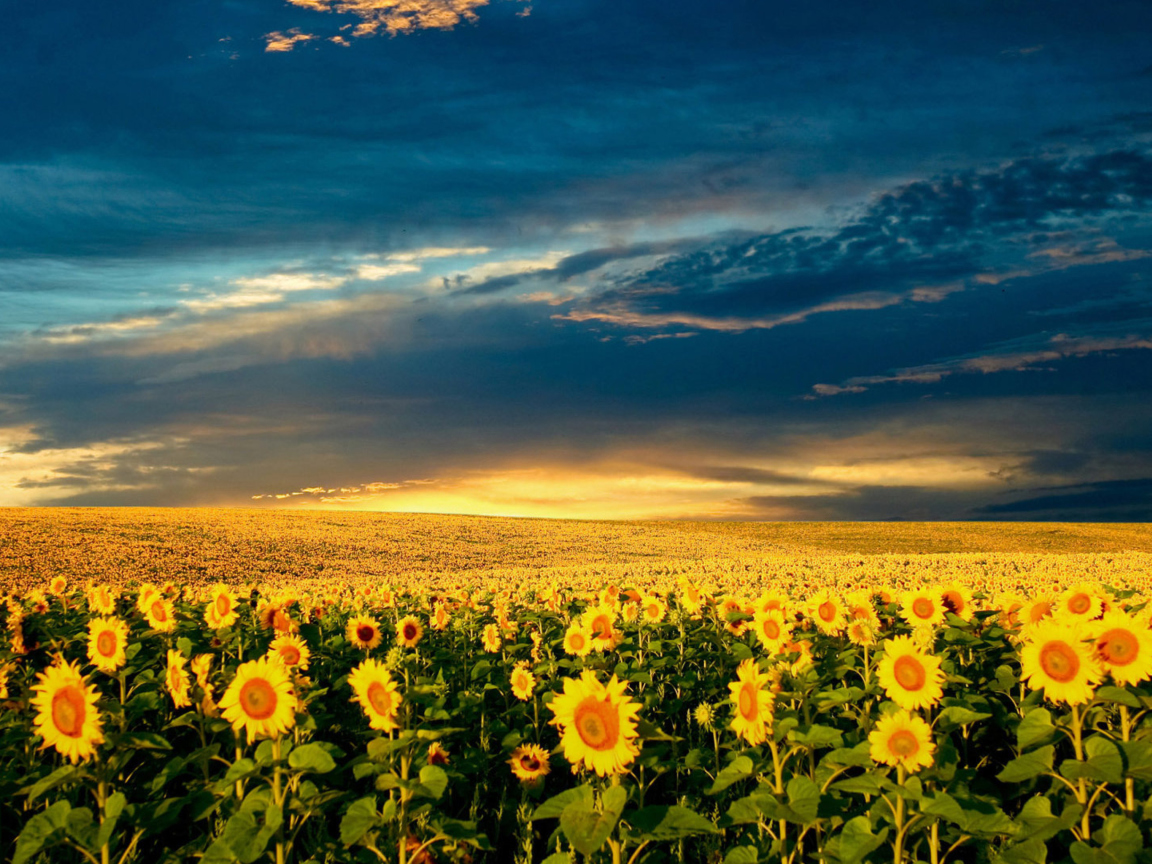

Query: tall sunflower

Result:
[940,583,974,621]
[346,616,383,651]
[219,657,298,742]
[206,584,239,629]
[431,602,450,631]
[583,605,620,651]
[396,615,424,649]
[86,617,128,674]
[268,633,311,670]
[87,584,117,616]
[869,709,935,772]
[563,622,594,657]
[1090,610,1152,686]
[728,658,774,746]
[548,671,640,777]
[900,589,945,628]
[809,589,846,635]
[144,596,177,633]
[481,623,502,653]
[167,649,192,709]
[876,635,945,711]
[348,658,402,732]
[1019,619,1102,705]
[510,663,536,701]
[752,609,792,654]
[1058,583,1102,621]
[31,659,104,763]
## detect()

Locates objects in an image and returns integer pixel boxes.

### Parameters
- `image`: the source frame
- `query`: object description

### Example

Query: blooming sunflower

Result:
[87,584,117,615]
[86,617,128,674]
[1019,619,1102,705]
[583,605,620,651]
[509,743,551,783]
[940,583,974,621]
[268,633,311,670]
[809,589,846,635]
[876,636,945,711]
[206,584,239,629]
[510,664,536,701]
[167,649,192,709]
[219,656,298,742]
[563,622,594,657]
[396,615,424,649]
[548,671,641,777]
[995,592,1027,629]
[752,609,792,654]
[427,741,450,766]
[191,654,214,698]
[346,616,383,651]
[144,596,177,633]
[1090,610,1152,686]
[869,709,935,772]
[679,580,705,616]
[31,659,104,763]
[348,658,402,732]
[1058,583,1103,622]
[847,619,877,647]
[728,658,774,746]
[1022,595,1056,626]
[431,602,450,631]
[900,589,945,628]
[640,595,667,625]
[481,623,502,653]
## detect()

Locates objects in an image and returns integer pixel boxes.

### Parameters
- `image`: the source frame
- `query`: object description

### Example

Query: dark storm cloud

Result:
[976,478,1152,520]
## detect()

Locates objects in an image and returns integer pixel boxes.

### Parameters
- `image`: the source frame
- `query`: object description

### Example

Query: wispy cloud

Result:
[281,0,524,43]
[264,29,318,52]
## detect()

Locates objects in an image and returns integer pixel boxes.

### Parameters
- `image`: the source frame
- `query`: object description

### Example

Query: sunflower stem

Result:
[893,764,906,864]
[272,737,285,864]
[1121,704,1136,817]
[1070,703,1090,838]
[96,779,110,864]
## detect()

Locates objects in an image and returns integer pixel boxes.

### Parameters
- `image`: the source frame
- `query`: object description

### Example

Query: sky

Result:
[2,0,1152,520]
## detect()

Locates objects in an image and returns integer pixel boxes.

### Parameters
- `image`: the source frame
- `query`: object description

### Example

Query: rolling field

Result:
[2,510,1152,864]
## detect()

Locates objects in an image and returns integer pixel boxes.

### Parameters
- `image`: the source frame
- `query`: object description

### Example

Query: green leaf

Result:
[723,793,777,826]
[936,706,992,730]
[417,765,448,801]
[96,792,128,849]
[838,815,888,864]
[723,847,760,864]
[997,745,1055,782]
[340,796,380,846]
[533,785,594,821]
[1061,736,1124,785]
[708,755,755,794]
[560,786,627,857]
[629,805,716,840]
[13,800,72,864]
[783,776,820,824]
[288,742,337,775]
[1121,740,1152,780]
[540,854,574,864]
[1070,815,1143,864]
[65,807,97,850]
[1096,686,1141,709]
[822,742,873,767]
[1015,797,1083,844]
[995,838,1048,864]
[788,724,843,749]
[1017,709,1058,751]
[22,766,78,803]
[830,774,885,796]
[118,732,172,750]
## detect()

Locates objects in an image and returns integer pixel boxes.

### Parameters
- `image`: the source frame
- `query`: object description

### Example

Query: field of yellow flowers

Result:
[1,510,1152,864]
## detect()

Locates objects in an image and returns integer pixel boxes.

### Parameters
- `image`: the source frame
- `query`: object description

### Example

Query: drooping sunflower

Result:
[167,649,192,709]
[940,583,974,621]
[86,617,128,674]
[1090,610,1152,686]
[206,584,239,629]
[868,709,935,772]
[548,671,641,777]
[876,635,945,711]
[728,658,774,746]
[809,589,846,635]
[191,654,214,698]
[396,615,424,649]
[31,659,104,763]
[219,656,298,742]
[510,664,536,701]
[347,658,402,732]
[268,633,311,671]
[900,588,945,628]
[509,743,552,783]
[481,623,502,653]
[1058,583,1103,622]
[563,622,594,657]
[427,741,450,766]
[346,616,383,651]
[144,596,177,633]
[752,609,792,654]
[1019,619,1102,705]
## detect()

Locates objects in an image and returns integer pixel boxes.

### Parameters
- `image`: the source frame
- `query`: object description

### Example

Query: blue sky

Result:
[2,0,1152,519]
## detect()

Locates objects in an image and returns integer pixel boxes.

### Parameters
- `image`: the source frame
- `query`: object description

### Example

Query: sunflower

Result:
[900,588,945,628]
[995,592,1026,629]
[583,605,620,651]
[346,616,383,651]
[940,583,974,621]
[728,658,774,746]
[48,576,68,596]
[87,584,117,615]
[780,639,814,675]
[510,664,536,701]
[509,743,552,783]
[167,649,192,709]
[1090,610,1152,686]
[679,580,705,616]
[754,588,789,617]
[219,657,298,742]
[348,658,402,732]
[191,654,214,698]
[847,619,877,647]
[809,589,846,635]
[1058,583,1103,621]
[206,584,239,629]
[268,634,311,670]
[549,671,640,776]
[427,741,450,766]
[31,659,104,763]
[86,617,128,673]
[142,595,177,633]
[563,622,594,657]
[869,709,935,772]
[481,623,502,653]
[640,595,667,625]
[1022,595,1056,626]
[752,609,792,654]
[396,615,424,649]
[136,583,160,614]
[431,602,450,631]
[876,636,945,711]
[1019,619,1102,705]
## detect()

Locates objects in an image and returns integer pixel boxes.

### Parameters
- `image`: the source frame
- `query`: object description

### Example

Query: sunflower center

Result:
[1097,628,1139,666]
[818,601,836,622]
[1068,594,1091,615]
[51,685,87,737]
[1039,641,1080,682]
[521,755,540,771]
[367,681,393,716]
[238,678,278,719]
[573,696,620,751]
[1029,601,1053,623]
[738,682,759,721]
[216,594,231,616]
[569,633,586,651]
[893,655,927,690]
[279,646,301,665]
[590,615,612,638]
[942,592,963,614]
[763,619,780,639]
[912,598,934,619]
[403,624,418,641]
[357,625,376,643]
[888,729,920,758]
[646,604,660,618]
[96,630,116,657]
[151,600,168,621]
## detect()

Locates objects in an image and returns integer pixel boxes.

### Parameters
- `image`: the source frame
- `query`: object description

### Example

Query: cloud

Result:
[264,29,318,52]
[976,478,1152,519]
[281,0,520,42]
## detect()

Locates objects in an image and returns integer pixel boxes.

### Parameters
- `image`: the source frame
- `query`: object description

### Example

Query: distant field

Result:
[2,508,1150,594]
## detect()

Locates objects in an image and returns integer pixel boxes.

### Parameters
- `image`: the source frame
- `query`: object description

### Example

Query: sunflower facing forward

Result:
[219,656,298,742]
[1019,619,1102,705]
[728,658,774,746]
[268,633,311,670]
[876,636,945,711]
[1091,610,1152,686]
[206,583,239,629]
[86,617,128,674]
[346,616,384,651]
[869,709,935,772]
[549,670,641,777]
[510,663,536,701]
[348,658,402,732]
[508,743,551,783]
[31,659,105,763]
[396,615,424,649]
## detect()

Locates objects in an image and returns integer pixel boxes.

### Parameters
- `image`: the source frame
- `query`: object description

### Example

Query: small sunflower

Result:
[206,584,239,629]
[940,583,974,620]
[346,616,383,651]
[583,605,620,651]
[86,617,128,674]
[752,609,792,654]
[431,602,450,631]
[900,588,945,628]
[869,709,935,772]
[508,743,551,783]
[809,589,846,635]
[219,656,298,742]
[847,619,877,647]
[396,615,424,649]
[87,584,117,615]
[510,664,536,701]
[481,623,502,653]
[548,671,641,777]
[1022,595,1056,626]
[640,595,667,625]
[166,649,192,709]
[1090,610,1152,686]
[1019,619,1102,705]
[47,576,68,596]
[191,654,214,698]
[268,633,311,670]
[348,658,402,732]
[1058,583,1103,621]
[31,659,104,763]
[728,658,774,746]
[563,623,594,657]
[876,636,945,711]
[427,741,450,766]
[144,596,177,633]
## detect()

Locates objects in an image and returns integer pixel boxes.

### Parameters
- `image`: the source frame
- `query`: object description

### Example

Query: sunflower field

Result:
[4,573,1152,864]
